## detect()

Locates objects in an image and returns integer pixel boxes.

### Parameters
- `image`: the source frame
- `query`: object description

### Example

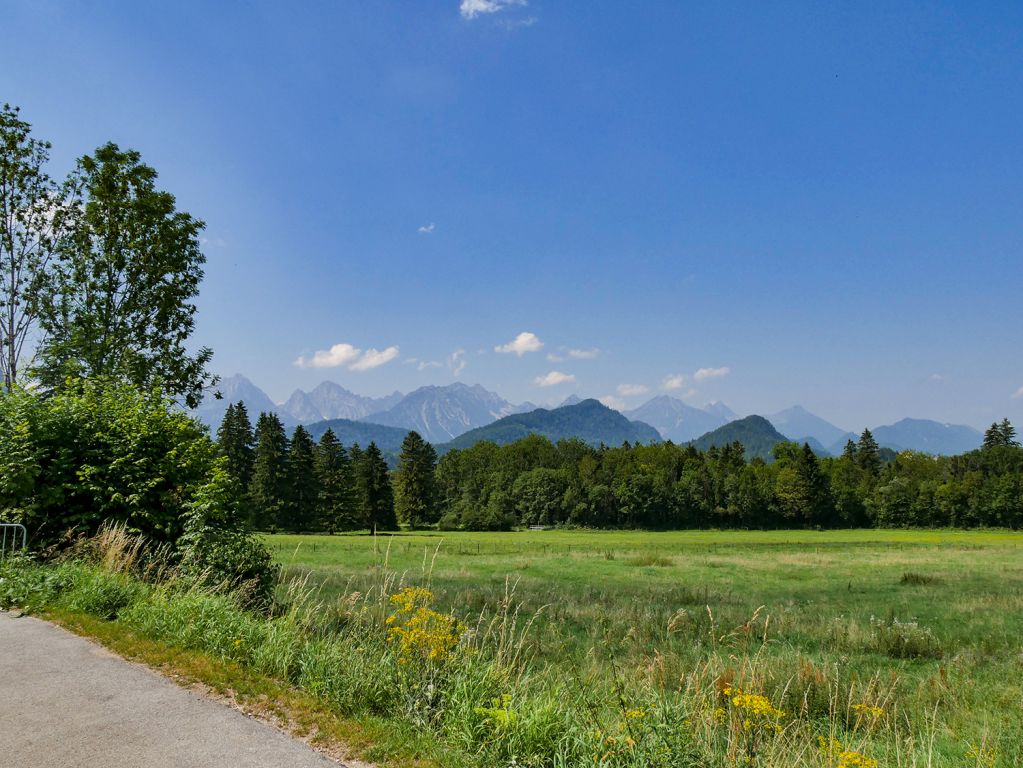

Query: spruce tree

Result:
[855,429,881,476]
[797,443,834,526]
[217,401,255,490]
[282,425,319,532]
[999,418,1018,447]
[355,442,397,531]
[394,431,439,528]
[841,439,858,461]
[314,429,358,533]
[984,422,1003,450]
[249,412,289,530]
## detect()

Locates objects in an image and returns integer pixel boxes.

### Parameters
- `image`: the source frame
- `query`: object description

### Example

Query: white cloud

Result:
[417,223,435,234]
[694,366,730,382]
[459,0,525,19]
[535,370,575,387]
[296,343,399,371]
[495,331,543,356]
[1012,385,1023,400]
[418,360,443,371]
[599,395,627,411]
[499,15,537,29]
[929,373,945,382]
[548,347,599,363]
[294,343,362,369]
[617,383,649,397]
[662,374,688,391]
[449,348,467,376]
[351,346,400,371]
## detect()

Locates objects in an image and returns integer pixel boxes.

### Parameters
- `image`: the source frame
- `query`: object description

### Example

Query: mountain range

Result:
[363,382,526,443]
[442,399,661,451]
[191,375,983,457]
[689,415,792,461]
[624,396,738,442]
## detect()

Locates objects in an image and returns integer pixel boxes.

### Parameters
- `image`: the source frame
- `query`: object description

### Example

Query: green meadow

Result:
[270,528,1023,765]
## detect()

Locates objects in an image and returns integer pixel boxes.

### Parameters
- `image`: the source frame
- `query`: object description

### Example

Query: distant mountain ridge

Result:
[442,399,661,451]
[872,418,982,455]
[362,383,523,443]
[767,405,852,449]
[624,396,735,442]
[192,376,986,457]
[283,381,403,423]
[689,415,791,461]
[303,418,412,454]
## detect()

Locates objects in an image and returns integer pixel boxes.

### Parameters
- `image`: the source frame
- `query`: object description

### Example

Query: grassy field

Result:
[270,529,1023,765]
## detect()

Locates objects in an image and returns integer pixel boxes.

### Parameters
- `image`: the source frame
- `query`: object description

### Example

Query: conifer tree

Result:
[314,429,358,533]
[355,441,397,531]
[282,425,319,532]
[217,401,255,490]
[999,418,1018,447]
[841,439,858,461]
[394,431,439,528]
[249,412,289,530]
[855,429,881,476]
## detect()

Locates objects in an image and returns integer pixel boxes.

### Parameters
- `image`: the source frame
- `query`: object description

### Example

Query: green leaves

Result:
[33,142,215,408]
[0,381,215,544]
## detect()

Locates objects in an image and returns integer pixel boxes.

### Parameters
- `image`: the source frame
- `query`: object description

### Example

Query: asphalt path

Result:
[0,611,346,767]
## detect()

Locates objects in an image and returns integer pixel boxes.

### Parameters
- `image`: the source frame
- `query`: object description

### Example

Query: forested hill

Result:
[304,417,411,453]
[441,399,661,451]
[688,415,791,460]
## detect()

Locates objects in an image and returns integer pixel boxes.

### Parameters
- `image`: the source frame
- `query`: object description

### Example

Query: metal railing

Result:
[0,524,27,560]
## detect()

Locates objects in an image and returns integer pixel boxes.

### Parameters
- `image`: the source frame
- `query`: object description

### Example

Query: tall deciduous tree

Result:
[249,412,289,530]
[0,104,65,390]
[394,431,439,528]
[34,143,214,407]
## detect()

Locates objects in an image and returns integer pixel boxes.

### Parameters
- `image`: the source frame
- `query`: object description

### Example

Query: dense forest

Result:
[218,403,1023,532]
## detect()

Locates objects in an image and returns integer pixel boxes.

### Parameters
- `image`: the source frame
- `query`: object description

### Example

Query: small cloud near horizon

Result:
[662,374,688,391]
[617,383,649,397]
[417,223,435,234]
[295,343,399,371]
[449,349,467,376]
[459,0,527,20]
[548,346,599,362]
[599,395,627,411]
[694,366,730,382]
[535,370,575,387]
[1012,385,1023,400]
[496,331,543,356]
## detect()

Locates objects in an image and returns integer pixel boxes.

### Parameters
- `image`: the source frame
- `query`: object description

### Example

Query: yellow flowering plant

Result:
[386,586,466,666]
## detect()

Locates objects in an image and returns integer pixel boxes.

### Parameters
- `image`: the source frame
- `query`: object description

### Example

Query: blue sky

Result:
[3,1,1022,430]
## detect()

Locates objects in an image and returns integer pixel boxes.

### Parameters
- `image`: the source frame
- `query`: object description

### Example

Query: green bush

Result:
[0,381,216,545]
[176,463,279,608]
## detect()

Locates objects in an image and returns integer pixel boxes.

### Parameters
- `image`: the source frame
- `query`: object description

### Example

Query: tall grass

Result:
[1,526,1020,767]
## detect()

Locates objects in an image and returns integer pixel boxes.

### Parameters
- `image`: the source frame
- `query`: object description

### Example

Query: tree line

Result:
[217,403,440,532]
[218,404,1023,532]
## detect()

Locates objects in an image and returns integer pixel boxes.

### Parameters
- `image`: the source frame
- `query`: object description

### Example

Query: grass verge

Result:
[40,607,451,768]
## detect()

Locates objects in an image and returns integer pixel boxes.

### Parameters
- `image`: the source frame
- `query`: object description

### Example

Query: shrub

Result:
[176,463,279,609]
[0,381,216,546]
